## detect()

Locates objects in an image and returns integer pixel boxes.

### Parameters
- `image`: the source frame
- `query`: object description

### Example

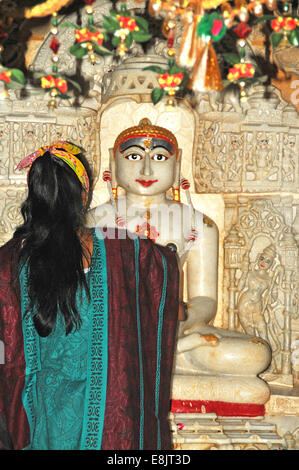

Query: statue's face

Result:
[114,136,179,196]
[257,253,274,270]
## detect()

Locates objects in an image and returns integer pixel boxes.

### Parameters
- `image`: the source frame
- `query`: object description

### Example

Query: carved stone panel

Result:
[224,197,299,388]
[193,87,299,194]
[0,100,98,246]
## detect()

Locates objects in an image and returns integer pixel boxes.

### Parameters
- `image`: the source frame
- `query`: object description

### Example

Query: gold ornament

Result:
[177,12,200,68]
[188,38,223,92]
[266,0,277,10]
[25,0,73,18]
[113,118,178,155]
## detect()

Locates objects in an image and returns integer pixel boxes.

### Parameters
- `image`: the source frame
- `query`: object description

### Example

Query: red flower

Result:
[227,63,255,81]
[211,19,224,37]
[116,15,139,32]
[282,17,297,31]
[75,28,104,46]
[158,72,184,90]
[41,75,56,89]
[233,22,252,39]
[41,75,68,94]
[55,78,67,94]
[271,16,297,32]
[0,71,11,83]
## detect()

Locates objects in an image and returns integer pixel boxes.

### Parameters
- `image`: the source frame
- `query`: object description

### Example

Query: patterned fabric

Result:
[19,230,108,450]
[0,229,180,450]
[15,141,90,200]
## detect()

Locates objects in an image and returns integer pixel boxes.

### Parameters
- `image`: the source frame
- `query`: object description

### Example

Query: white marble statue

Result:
[87,118,272,407]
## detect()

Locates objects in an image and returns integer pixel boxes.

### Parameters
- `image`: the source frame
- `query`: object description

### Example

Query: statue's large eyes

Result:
[152,154,168,162]
[126,153,142,161]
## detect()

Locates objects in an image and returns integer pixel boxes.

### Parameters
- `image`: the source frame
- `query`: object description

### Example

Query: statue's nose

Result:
[140,153,153,176]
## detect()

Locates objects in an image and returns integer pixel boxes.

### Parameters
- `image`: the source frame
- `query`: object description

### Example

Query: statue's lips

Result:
[135,179,158,187]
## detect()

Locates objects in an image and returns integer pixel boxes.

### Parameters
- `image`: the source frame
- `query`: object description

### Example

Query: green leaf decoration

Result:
[102,15,120,33]
[197,13,226,42]
[143,65,167,74]
[86,25,98,33]
[61,21,79,29]
[134,17,149,32]
[131,31,152,43]
[271,32,283,48]
[93,44,113,56]
[112,36,121,47]
[151,87,165,105]
[6,80,24,90]
[223,53,241,65]
[69,44,87,58]
[255,14,275,23]
[288,28,299,46]
[119,5,131,15]
[65,78,82,92]
[125,34,133,48]
[169,64,185,74]
[10,69,25,84]
[57,93,71,100]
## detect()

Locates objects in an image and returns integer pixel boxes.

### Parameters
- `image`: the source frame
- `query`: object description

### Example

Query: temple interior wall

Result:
[1,0,299,449]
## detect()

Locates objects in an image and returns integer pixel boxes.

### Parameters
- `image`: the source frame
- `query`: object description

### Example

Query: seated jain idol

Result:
[87,118,272,415]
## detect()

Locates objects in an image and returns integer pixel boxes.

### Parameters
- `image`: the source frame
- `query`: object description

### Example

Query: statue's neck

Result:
[125,191,168,208]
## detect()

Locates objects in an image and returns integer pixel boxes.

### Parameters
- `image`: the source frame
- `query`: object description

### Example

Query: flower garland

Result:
[270,16,299,48]
[144,59,187,105]
[35,12,81,108]
[102,3,152,56]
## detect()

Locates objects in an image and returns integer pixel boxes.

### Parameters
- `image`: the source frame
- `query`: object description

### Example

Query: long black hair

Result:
[14,148,92,337]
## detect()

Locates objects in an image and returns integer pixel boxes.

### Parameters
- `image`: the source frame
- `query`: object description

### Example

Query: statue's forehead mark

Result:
[120,136,174,154]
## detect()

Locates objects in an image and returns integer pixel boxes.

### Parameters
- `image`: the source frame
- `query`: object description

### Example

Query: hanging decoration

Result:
[102,2,152,56]
[62,0,112,63]
[222,21,267,101]
[270,16,299,48]
[1,0,299,106]
[144,58,187,105]
[36,12,81,108]
[146,0,298,104]
[188,12,226,92]
[63,1,151,61]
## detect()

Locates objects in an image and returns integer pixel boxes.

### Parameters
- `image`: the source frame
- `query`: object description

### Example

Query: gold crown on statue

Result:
[113,118,178,154]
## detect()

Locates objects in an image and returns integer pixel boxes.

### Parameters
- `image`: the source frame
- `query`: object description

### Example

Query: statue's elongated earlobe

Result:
[109,148,117,200]
[173,149,182,202]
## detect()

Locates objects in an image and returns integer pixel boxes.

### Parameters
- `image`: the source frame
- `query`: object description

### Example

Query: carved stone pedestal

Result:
[169,412,286,450]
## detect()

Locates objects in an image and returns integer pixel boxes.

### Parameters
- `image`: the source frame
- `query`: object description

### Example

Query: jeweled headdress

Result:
[113,118,179,156]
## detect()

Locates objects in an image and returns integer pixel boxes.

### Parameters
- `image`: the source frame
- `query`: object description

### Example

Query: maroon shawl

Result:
[0,232,179,450]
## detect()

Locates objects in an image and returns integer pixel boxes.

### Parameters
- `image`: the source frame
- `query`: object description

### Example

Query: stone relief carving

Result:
[0,99,98,246]
[193,86,299,194]
[224,198,299,388]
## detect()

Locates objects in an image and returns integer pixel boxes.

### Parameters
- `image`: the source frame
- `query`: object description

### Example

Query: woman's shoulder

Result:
[0,237,21,280]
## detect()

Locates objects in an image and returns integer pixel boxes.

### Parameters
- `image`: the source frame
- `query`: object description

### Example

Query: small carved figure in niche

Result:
[237,244,282,344]
[23,126,38,155]
[246,133,278,181]
[226,134,243,182]
[282,134,296,183]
